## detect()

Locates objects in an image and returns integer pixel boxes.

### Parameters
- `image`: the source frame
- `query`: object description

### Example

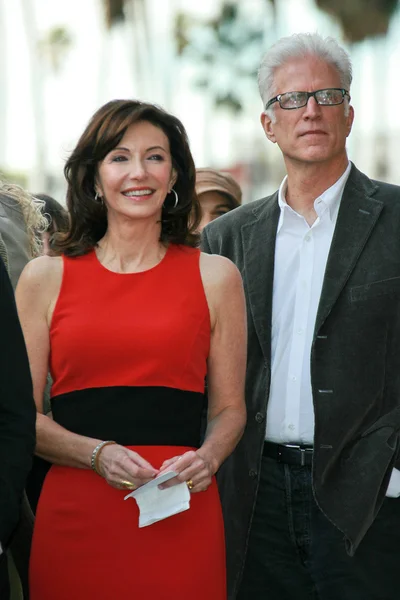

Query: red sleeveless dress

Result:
[29,244,226,599]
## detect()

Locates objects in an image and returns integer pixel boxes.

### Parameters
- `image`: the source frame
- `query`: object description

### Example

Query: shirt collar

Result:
[277,162,351,232]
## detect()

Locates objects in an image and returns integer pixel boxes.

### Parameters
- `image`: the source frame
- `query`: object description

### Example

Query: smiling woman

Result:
[16,99,247,600]
[96,120,177,227]
[55,99,201,256]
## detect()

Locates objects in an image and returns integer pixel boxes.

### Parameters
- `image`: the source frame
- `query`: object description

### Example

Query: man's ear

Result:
[346,105,354,138]
[261,111,277,144]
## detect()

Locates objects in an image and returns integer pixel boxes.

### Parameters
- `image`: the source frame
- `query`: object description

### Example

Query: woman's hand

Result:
[97,444,159,490]
[157,449,215,493]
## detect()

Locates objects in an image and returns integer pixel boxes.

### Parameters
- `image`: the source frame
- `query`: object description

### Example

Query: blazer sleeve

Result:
[200,226,213,254]
[0,257,36,547]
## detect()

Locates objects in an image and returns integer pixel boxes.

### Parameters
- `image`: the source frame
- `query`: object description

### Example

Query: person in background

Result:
[195,168,242,232]
[33,194,69,257]
[0,182,46,288]
[16,99,247,599]
[203,32,400,600]
[0,181,46,600]
[25,194,66,515]
[0,255,36,599]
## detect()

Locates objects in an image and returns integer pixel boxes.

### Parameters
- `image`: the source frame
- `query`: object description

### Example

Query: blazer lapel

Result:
[242,194,280,366]
[315,165,384,334]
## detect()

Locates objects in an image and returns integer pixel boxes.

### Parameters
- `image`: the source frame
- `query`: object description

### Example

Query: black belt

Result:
[263,441,313,466]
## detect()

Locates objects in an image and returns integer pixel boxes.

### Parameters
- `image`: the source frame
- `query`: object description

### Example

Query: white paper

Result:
[124,470,191,527]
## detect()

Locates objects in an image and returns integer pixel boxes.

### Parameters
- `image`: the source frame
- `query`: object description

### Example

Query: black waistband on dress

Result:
[51,386,205,448]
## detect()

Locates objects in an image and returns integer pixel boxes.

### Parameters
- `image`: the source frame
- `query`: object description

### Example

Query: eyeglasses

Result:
[265,88,350,111]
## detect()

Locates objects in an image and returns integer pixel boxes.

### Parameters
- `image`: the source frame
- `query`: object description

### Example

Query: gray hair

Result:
[258,33,352,119]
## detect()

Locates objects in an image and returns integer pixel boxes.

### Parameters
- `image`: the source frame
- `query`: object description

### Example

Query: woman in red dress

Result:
[16,99,247,599]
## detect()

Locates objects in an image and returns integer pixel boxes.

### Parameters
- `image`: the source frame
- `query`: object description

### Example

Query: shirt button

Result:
[249,469,257,479]
[255,412,264,424]
[297,328,303,334]
[291,375,297,381]
[288,424,295,431]
[305,235,311,242]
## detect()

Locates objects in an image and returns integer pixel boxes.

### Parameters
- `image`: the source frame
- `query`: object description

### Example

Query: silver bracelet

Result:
[91,440,116,475]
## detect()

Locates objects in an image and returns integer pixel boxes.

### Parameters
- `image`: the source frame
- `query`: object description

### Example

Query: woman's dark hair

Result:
[55,99,200,256]
[34,193,70,235]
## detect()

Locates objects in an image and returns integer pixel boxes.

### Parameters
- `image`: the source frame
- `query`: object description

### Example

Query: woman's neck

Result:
[96,219,166,274]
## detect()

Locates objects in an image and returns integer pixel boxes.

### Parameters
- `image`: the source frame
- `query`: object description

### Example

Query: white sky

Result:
[3,0,400,188]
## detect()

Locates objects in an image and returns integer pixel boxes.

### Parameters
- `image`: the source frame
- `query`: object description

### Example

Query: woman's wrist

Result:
[196,447,219,476]
[91,440,116,475]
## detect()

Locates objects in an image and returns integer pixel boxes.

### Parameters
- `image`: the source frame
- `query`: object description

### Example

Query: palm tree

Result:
[19,0,71,191]
[20,0,46,190]
[315,0,398,42]
[174,1,276,114]
[100,0,155,99]
[0,0,7,170]
[316,0,398,181]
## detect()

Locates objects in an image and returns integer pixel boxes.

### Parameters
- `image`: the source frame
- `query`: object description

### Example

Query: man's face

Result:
[261,55,354,168]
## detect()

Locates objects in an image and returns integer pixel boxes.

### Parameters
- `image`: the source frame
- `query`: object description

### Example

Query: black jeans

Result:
[0,553,10,599]
[238,455,400,600]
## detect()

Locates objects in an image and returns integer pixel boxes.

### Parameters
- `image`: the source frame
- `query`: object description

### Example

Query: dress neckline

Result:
[91,243,172,276]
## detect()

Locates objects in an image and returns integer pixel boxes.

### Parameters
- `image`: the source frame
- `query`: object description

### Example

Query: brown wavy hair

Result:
[55,100,200,256]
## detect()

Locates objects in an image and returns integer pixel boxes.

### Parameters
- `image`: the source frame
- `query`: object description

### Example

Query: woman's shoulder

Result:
[200,251,240,276]
[21,254,62,278]
[199,252,245,330]
[17,255,63,294]
[199,252,243,292]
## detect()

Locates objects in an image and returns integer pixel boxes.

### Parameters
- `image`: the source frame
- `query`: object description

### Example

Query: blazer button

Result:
[249,469,257,479]
[255,412,265,424]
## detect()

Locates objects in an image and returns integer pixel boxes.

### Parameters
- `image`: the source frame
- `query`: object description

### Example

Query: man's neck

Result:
[284,156,349,222]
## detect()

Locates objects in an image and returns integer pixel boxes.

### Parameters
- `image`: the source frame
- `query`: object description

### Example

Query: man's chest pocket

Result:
[350,276,400,303]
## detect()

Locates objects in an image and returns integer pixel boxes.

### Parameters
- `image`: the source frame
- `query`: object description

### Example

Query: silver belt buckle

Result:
[285,444,309,466]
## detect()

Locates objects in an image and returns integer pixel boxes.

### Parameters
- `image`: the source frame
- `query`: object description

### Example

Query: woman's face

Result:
[96,120,177,224]
[197,191,232,232]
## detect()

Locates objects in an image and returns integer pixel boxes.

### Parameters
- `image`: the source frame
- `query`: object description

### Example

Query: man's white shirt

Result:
[265,162,400,497]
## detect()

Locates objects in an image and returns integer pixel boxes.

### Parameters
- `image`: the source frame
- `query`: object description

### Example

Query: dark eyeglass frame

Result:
[265,88,350,111]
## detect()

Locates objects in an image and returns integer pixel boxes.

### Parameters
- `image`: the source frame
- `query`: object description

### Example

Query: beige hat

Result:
[195,168,242,209]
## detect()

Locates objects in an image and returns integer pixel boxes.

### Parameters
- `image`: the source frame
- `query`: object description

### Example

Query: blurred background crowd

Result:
[2,0,400,206]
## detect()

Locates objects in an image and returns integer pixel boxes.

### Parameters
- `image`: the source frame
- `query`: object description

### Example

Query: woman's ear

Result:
[169,169,178,190]
[94,172,103,197]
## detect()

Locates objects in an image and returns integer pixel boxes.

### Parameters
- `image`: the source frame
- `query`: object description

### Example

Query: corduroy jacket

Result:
[202,163,400,599]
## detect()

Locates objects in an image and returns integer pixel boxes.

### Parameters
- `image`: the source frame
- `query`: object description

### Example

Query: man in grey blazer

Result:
[202,33,400,600]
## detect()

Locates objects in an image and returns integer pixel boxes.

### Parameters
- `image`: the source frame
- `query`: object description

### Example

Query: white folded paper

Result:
[124,470,191,527]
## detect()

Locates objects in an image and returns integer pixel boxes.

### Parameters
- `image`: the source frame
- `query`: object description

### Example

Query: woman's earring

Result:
[170,189,178,208]
[95,192,102,203]
[163,189,178,209]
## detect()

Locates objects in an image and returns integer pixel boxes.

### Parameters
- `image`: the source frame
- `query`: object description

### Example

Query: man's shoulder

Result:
[369,177,400,204]
[204,192,277,238]
[349,164,400,206]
